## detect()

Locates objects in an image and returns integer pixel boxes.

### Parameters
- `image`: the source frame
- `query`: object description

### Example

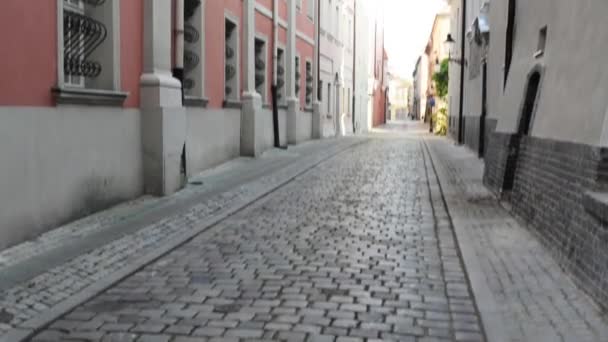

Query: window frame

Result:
[56,0,121,92]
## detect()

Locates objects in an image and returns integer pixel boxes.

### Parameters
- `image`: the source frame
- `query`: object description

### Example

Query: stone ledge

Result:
[583,191,608,223]
[222,100,242,109]
[52,87,128,107]
[184,96,208,108]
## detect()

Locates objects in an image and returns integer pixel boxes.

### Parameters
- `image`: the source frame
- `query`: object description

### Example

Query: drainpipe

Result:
[271,0,285,148]
[273,0,279,87]
[457,0,466,144]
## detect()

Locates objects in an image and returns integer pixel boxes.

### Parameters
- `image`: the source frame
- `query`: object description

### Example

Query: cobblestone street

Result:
[3,122,607,342]
[29,125,484,342]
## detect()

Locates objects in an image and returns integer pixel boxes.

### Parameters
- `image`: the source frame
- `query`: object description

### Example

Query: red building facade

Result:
[0,0,320,249]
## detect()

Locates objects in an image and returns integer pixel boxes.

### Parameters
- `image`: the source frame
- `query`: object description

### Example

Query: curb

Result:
[1,139,367,342]
[422,139,508,342]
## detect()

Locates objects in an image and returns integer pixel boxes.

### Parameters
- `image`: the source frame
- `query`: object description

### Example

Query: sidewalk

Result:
[0,137,366,340]
[424,135,608,342]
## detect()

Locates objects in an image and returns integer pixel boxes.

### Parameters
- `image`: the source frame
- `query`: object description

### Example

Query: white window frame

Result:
[56,0,121,92]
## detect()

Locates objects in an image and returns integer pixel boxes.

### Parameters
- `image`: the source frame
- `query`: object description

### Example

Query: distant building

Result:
[388,75,410,121]
[412,55,429,121]
[424,7,450,122]
[318,0,355,137]
[365,2,389,128]
[0,0,376,250]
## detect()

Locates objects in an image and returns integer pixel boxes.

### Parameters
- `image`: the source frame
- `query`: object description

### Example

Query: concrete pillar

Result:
[140,0,187,196]
[241,0,264,156]
[286,0,300,144]
[312,0,322,139]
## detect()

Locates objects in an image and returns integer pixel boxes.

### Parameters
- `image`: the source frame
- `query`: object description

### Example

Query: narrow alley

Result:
[0,123,604,342]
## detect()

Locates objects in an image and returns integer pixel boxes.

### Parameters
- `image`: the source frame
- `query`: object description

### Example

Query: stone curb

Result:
[1,139,367,342]
[422,139,508,342]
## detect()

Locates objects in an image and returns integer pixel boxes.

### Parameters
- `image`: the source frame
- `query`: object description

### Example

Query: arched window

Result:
[504,0,516,88]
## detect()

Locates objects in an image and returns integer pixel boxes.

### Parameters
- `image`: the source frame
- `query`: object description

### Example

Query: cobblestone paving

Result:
[30,138,484,341]
[0,140,358,338]
[425,137,608,342]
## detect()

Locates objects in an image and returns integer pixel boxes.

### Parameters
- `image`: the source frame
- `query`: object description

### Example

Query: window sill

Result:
[583,191,608,223]
[184,96,209,108]
[223,99,242,109]
[52,87,128,107]
[534,50,544,59]
[303,107,313,113]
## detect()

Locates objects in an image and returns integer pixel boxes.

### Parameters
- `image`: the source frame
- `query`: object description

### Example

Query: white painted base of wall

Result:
[185,107,241,177]
[0,106,143,250]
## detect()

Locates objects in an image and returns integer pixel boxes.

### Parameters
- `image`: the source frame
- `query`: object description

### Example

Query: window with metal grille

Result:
[62,0,108,87]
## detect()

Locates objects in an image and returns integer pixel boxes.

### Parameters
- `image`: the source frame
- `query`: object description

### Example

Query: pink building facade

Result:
[0,0,320,249]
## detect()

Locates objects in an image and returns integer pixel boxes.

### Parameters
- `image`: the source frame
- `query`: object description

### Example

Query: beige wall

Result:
[490,0,608,146]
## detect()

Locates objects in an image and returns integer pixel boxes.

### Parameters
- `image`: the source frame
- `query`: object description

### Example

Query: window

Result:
[224,17,239,102]
[325,0,332,32]
[183,0,205,101]
[277,48,286,104]
[61,0,119,90]
[254,38,267,101]
[504,0,516,88]
[327,83,331,114]
[63,0,86,87]
[307,0,314,20]
[56,0,123,103]
[347,88,351,115]
[335,6,340,39]
[536,26,547,57]
[295,56,301,97]
[305,61,313,107]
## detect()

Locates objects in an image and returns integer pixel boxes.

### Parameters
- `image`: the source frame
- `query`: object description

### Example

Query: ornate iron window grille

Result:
[183,0,201,91]
[63,0,108,80]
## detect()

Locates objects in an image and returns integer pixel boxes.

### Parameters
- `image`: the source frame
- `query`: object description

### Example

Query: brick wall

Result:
[484,133,608,309]
[483,131,517,195]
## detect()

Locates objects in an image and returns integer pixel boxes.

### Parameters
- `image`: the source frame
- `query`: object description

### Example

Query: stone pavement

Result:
[26,126,486,342]
[3,121,608,342]
[424,135,608,342]
[0,138,364,341]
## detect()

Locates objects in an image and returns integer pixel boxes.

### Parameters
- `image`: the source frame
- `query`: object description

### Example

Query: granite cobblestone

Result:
[29,137,485,341]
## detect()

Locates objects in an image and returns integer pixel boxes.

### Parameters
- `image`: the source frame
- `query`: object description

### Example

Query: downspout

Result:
[457,0,466,144]
[317,0,321,102]
[271,0,285,148]
[351,0,356,133]
[273,0,278,87]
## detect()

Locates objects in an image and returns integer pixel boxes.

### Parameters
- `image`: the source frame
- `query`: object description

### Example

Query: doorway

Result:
[503,69,542,191]
[478,61,488,157]
[518,72,541,135]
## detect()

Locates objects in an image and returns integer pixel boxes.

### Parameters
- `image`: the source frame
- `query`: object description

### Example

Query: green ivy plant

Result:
[432,58,449,100]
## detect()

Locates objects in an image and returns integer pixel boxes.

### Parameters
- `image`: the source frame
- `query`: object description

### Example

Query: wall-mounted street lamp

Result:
[444,34,466,66]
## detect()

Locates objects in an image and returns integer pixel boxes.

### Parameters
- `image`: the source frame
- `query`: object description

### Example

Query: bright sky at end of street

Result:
[383,0,447,80]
